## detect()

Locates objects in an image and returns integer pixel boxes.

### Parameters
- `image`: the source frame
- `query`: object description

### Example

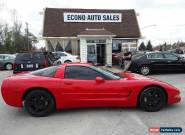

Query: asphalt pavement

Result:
[0,71,184,135]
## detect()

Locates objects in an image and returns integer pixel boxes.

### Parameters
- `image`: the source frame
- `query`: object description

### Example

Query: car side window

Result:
[147,53,164,59]
[60,53,67,57]
[65,66,104,80]
[164,53,178,60]
[0,56,3,60]
[4,56,10,60]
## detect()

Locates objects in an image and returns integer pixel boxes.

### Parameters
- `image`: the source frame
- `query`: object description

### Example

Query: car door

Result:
[59,52,68,63]
[147,53,167,71]
[163,53,185,71]
[60,65,129,108]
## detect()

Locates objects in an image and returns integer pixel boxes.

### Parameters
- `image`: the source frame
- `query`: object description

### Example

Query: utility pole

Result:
[25,22,29,51]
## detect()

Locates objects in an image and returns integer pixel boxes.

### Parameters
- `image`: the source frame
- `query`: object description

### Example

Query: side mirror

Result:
[95,76,104,83]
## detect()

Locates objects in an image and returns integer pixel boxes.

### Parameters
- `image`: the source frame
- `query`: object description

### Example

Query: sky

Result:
[0,0,185,47]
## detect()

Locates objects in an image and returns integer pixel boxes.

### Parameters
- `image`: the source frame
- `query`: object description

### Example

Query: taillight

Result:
[13,62,17,70]
[43,59,48,67]
[76,56,80,60]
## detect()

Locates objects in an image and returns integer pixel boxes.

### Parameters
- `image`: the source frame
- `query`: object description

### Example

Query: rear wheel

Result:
[139,87,166,112]
[5,63,13,70]
[24,90,55,117]
[140,65,150,75]
[64,60,72,63]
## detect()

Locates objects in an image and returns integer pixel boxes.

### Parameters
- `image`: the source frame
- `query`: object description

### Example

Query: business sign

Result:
[63,12,122,23]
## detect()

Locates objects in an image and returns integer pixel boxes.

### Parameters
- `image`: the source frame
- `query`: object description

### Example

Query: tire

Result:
[24,90,55,117]
[140,65,150,75]
[57,61,62,65]
[139,87,166,112]
[5,63,13,70]
[64,60,72,63]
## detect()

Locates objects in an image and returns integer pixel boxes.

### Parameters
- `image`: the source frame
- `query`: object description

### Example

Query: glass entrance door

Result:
[87,44,97,64]
[87,43,106,65]
[96,44,105,65]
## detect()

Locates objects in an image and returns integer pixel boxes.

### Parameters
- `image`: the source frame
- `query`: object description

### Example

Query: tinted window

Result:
[65,66,104,80]
[132,53,145,60]
[59,53,67,57]
[9,55,15,59]
[4,56,9,60]
[30,66,58,77]
[90,66,121,80]
[164,53,178,60]
[54,52,67,57]
[16,52,45,61]
[147,53,164,59]
[0,55,4,60]
[32,53,45,60]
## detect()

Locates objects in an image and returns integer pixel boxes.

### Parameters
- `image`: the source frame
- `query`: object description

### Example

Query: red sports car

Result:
[1,63,181,117]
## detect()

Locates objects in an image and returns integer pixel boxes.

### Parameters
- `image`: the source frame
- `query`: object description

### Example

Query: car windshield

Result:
[16,52,45,61]
[90,66,121,80]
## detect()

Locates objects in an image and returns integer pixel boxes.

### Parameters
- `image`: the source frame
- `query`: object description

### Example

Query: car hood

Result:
[118,72,175,87]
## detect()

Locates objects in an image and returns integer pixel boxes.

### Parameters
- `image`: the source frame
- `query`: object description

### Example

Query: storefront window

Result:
[48,39,79,55]
[65,40,72,54]
[55,42,64,51]
[112,39,137,53]
[112,43,121,52]
[47,40,54,51]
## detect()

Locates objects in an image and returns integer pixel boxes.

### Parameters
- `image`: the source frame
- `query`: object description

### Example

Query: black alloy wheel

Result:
[24,90,55,117]
[139,87,166,112]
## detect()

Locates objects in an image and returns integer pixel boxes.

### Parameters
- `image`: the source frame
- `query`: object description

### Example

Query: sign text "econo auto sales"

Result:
[63,12,122,23]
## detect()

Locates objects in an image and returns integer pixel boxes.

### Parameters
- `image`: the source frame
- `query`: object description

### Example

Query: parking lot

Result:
[0,71,184,135]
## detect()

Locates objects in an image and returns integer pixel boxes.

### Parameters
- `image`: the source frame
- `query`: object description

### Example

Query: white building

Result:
[42,8,141,66]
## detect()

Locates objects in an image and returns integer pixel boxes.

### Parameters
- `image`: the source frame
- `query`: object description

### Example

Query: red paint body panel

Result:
[1,63,181,110]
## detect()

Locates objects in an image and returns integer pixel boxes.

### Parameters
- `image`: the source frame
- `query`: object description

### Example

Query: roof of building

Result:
[43,8,141,38]
[78,28,115,36]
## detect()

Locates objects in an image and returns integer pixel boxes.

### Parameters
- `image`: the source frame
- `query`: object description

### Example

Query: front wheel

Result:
[139,87,166,112]
[140,65,150,75]
[5,63,13,70]
[24,90,55,117]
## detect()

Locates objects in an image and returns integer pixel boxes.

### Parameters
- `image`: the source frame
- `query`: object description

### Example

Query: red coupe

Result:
[1,63,181,117]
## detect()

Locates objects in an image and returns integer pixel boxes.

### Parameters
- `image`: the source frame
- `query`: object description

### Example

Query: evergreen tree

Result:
[138,42,146,51]
[56,42,64,51]
[164,42,167,51]
[47,41,54,52]
[0,42,5,53]
[146,40,153,51]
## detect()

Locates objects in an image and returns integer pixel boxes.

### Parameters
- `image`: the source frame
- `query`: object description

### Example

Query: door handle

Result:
[167,61,172,63]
